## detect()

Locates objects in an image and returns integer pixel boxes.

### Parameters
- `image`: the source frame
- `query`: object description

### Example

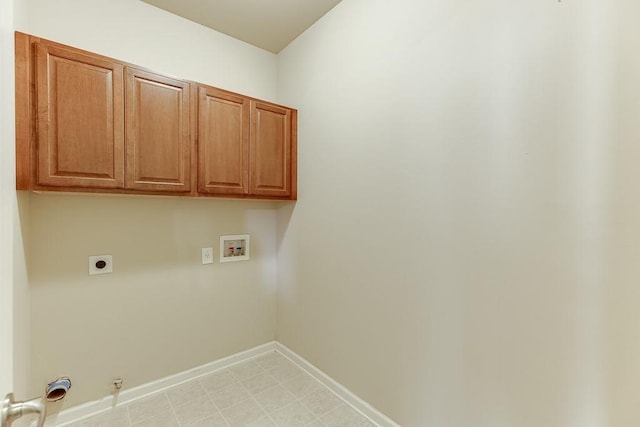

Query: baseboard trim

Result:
[275,342,400,427]
[48,341,277,426]
[49,340,399,427]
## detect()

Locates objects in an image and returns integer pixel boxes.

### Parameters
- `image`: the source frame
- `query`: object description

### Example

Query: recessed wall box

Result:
[89,255,113,275]
[219,235,250,262]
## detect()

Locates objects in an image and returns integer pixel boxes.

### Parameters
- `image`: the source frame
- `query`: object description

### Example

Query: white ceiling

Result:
[141,0,344,53]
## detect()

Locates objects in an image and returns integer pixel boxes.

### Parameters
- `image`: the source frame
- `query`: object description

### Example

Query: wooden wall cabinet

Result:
[17,33,194,195]
[198,85,297,199]
[125,68,193,193]
[15,32,297,200]
[250,100,296,198]
[198,86,250,195]
[34,42,125,189]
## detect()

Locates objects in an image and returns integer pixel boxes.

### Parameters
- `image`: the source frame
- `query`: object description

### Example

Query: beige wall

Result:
[18,0,282,409]
[604,0,640,425]
[277,0,640,425]
[13,0,640,424]
[29,194,279,407]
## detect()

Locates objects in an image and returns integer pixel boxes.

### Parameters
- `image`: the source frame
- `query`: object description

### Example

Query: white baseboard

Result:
[275,342,400,427]
[48,340,399,427]
[48,341,277,426]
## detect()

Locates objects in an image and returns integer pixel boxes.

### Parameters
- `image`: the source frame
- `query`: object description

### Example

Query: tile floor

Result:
[61,351,377,427]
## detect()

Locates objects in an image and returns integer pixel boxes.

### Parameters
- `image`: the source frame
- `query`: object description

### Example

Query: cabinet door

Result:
[36,43,124,188]
[250,101,292,197]
[125,68,192,192]
[198,86,249,195]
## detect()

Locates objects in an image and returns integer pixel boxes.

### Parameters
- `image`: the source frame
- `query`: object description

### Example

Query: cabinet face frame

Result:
[15,32,33,191]
[125,67,193,193]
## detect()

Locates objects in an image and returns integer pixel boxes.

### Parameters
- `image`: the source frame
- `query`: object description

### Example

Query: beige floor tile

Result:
[182,411,229,427]
[281,374,322,399]
[220,398,266,426]
[229,361,266,381]
[246,416,278,426]
[65,351,378,427]
[300,389,342,418]
[166,380,207,407]
[320,404,375,427]
[127,393,172,424]
[209,381,252,410]
[253,385,296,413]
[267,360,303,382]
[270,401,316,427]
[242,372,279,395]
[253,352,289,370]
[172,394,218,425]
[130,409,179,427]
[200,371,238,394]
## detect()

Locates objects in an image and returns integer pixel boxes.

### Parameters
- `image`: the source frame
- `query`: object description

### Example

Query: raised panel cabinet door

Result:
[36,43,124,188]
[250,101,292,197]
[198,86,249,195]
[125,68,192,192]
